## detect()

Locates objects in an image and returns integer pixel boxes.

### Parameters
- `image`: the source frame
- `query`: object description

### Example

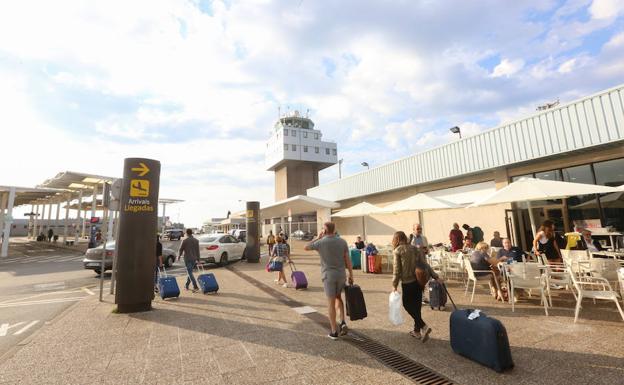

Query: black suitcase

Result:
[344,285,367,321]
[445,285,513,372]
[428,279,447,310]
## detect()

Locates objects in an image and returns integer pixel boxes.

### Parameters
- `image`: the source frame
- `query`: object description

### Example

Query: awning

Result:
[379,193,461,213]
[38,171,116,192]
[260,195,340,218]
[0,185,68,207]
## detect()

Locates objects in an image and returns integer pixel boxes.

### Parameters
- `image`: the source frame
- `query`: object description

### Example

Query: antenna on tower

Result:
[306,109,310,118]
[278,106,281,118]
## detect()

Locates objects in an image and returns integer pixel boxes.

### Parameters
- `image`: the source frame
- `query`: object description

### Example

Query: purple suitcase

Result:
[289,262,308,289]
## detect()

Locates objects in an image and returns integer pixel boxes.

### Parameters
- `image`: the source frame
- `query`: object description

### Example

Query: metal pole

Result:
[99,206,111,302]
[528,201,537,240]
[63,195,70,244]
[28,204,34,239]
[47,203,53,238]
[0,193,6,247]
[77,190,84,240]
[161,202,166,234]
[33,204,39,239]
[1,187,16,257]
[55,201,60,241]
[110,210,120,295]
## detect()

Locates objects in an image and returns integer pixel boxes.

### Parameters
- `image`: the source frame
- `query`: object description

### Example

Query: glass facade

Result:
[511,157,624,232]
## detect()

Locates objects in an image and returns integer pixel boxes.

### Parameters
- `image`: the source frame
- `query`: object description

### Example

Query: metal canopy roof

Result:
[0,185,68,207]
[39,171,116,192]
[260,195,340,218]
[159,198,185,204]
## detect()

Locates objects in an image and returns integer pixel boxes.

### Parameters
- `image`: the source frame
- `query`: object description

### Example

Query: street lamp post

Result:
[449,126,462,139]
[338,159,343,179]
[361,162,370,170]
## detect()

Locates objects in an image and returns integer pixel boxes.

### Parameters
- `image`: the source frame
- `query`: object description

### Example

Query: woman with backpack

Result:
[271,236,291,287]
[391,231,441,342]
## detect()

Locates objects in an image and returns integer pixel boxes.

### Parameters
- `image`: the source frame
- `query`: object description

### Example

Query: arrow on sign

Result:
[131,162,150,176]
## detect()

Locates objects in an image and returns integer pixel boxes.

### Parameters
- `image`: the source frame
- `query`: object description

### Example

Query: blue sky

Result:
[1,0,623,226]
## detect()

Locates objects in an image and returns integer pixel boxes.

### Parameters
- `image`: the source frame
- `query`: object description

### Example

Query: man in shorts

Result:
[305,222,354,340]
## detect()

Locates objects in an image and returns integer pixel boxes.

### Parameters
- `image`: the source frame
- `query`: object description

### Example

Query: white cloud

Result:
[589,0,624,19]
[491,58,525,78]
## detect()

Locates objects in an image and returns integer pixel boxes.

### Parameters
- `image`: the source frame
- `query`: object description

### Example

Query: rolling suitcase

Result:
[344,285,367,321]
[445,285,514,372]
[367,254,382,274]
[349,249,361,269]
[196,263,219,294]
[428,279,447,310]
[289,262,308,289]
[158,267,180,299]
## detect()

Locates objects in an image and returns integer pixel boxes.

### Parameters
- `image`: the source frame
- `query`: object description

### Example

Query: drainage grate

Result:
[228,266,455,384]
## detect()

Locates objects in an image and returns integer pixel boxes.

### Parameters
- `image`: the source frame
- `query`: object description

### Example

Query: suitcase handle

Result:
[443,283,458,311]
[158,266,168,278]
[288,261,297,272]
[196,261,206,273]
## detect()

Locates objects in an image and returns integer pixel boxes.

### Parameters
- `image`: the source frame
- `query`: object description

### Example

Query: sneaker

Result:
[327,331,339,340]
[274,279,280,284]
[421,326,432,343]
[282,283,289,288]
[184,286,190,291]
[154,287,159,293]
[192,288,199,293]
[550,284,563,290]
[409,330,422,339]
[339,321,349,336]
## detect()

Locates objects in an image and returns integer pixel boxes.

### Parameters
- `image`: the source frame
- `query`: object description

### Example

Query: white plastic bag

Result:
[388,291,404,326]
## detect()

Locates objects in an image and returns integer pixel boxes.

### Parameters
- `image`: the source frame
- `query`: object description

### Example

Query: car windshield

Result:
[198,236,218,243]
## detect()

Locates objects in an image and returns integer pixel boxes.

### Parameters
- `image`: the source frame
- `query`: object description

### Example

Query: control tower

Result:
[266,110,337,201]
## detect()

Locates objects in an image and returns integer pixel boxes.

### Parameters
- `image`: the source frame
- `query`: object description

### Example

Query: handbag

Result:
[415,266,429,289]
[268,257,283,272]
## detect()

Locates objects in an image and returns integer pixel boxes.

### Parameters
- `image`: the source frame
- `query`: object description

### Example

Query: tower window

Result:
[284,144,288,151]
[303,146,308,152]
[315,147,319,153]
[314,133,319,140]
[291,129,296,136]
[303,132,308,138]
[284,129,288,136]
[332,149,337,155]
[292,144,297,151]
[325,148,330,155]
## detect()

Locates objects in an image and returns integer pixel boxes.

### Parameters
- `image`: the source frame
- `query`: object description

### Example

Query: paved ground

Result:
[1,240,622,384]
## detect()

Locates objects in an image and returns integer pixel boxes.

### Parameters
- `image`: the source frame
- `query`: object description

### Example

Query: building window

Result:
[303,132,308,138]
[562,165,600,230]
[314,133,319,140]
[303,146,308,152]
[315,147,319,153]
[594,158,624,231]
[332,149,337,155]
[291,129,296,136]
[325,148,330,155]
[292,144,297,151]
[283,144,288,151]
[284,129,288,136]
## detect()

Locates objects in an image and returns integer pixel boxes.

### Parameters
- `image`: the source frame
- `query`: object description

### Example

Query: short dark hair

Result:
[186,228,193,236]
[462,224,470,230]
[324,222,336,234]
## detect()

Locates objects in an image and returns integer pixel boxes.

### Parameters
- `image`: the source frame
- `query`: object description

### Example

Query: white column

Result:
[161,203,167,234]
[316,208,331,235]
[91,187,97,220]
[28,204,35,239]
[1,187,16,257]
[0,192,7,245]
[33,204,40,238]
[63,195,70,244]
[47,203,53,238]
[76,190,83,242]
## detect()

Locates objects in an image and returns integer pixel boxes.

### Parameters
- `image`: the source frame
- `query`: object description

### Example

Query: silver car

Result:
[83,242,177,274]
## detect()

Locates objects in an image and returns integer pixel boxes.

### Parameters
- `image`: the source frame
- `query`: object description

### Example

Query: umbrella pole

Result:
[527,201,537,239]
[362,216,366,242]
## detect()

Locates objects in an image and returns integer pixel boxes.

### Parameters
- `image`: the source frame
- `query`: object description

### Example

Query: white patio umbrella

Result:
[469,177,619,237]
[331,202,383,241]
[379,192,461,213]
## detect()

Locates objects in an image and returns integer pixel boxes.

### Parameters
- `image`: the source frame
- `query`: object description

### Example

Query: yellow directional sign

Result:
[131,162,150,177]
[130,179,150,197]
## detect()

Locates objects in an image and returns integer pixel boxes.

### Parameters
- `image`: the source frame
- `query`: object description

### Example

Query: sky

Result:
[1,0,623,226]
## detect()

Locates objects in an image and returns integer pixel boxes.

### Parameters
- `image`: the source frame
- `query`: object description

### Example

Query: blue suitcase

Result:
[445,286,513,372]
[349,249,361,269]
[196,263,219,294]
[158,267,180,299]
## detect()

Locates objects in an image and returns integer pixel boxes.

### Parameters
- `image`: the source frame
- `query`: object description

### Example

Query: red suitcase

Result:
[367,254,382,274]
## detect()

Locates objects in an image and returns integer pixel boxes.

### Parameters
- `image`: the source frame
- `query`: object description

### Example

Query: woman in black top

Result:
[532,220,562,263]
[354,235,365,250]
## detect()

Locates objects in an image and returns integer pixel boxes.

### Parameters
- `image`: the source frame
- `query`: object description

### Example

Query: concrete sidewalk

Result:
[2,240,623,384]
[0,262,413,385]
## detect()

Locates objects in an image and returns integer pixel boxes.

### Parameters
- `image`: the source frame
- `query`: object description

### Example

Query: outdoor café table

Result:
[591,251,624,260]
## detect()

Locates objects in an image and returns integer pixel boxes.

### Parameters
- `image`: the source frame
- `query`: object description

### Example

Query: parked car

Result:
[230,229,247,242]
[198,234,246,266]
[163,229,184,241]
[292,229,314,240]
[83,242,177,274]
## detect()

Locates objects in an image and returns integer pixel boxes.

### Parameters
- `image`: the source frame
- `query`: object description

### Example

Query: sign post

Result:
[245,201,260,263]
[114,158,160,313]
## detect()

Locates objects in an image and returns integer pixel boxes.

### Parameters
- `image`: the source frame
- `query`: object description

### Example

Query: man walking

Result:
[267,230,276,255]
[178,228,200,293]
[305,222,353,340]
[154,235,163,293]
[409,224,429,252]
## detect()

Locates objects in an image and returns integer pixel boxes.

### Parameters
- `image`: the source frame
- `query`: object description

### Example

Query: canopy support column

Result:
[0,192,7,246]
[77,190,84,240]
[1,187,16,257]
[63,195,70,244]
[33,204,40,238]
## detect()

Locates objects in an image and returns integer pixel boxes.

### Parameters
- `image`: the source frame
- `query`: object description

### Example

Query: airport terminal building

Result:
[284,84,624,250]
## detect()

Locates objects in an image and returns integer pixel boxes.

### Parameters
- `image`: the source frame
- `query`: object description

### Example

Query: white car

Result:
[198,234,246,266]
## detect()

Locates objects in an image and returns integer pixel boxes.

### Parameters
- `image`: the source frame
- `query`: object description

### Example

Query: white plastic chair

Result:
[463,255,500,303]
[504,262,549,315]
[443,251,465,282]
[618,268,624,306]
[569,266,624,323]
[589,258,620,288]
